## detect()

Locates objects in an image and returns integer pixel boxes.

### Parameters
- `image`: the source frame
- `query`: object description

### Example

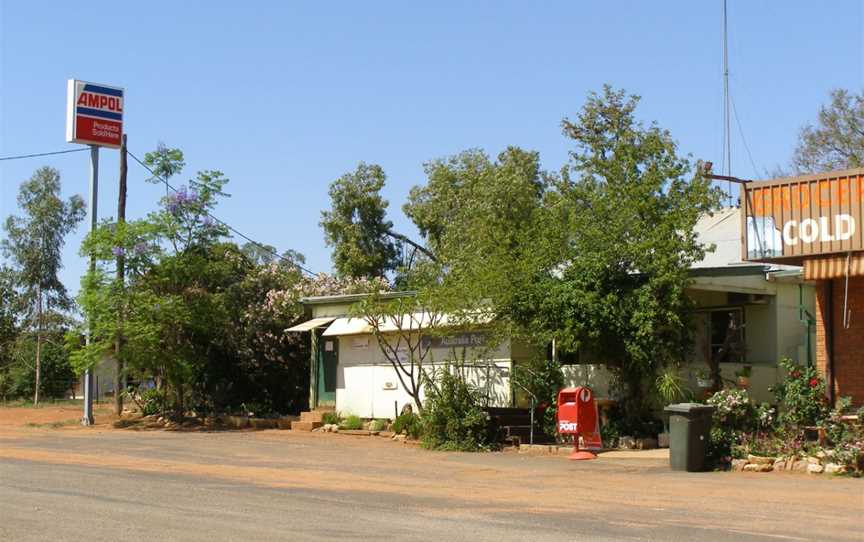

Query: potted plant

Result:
[655,367,691,448]
[735,365,752,389]
[695,369,713,389]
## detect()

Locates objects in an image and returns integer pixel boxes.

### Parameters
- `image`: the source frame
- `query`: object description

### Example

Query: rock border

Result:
[731,453,850,475]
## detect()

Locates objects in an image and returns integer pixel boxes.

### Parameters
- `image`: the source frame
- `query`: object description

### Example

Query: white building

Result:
[287,293,537,418]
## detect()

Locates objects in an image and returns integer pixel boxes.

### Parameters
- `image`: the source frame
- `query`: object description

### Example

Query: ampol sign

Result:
[65,80,124,148]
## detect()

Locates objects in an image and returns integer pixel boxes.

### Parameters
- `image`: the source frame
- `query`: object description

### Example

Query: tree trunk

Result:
[33,286,42,406]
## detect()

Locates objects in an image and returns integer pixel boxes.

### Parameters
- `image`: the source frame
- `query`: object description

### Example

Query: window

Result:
[709,308,745,364]
[546,342,581,365]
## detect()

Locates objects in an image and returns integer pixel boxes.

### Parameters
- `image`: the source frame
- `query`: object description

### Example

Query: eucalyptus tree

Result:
[792,88,864,174]
[320,162,401,279]
[2,167,85,404]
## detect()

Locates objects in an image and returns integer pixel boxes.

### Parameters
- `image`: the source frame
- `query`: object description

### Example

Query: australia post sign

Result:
[65,80,124,148]
[742,169,864,263]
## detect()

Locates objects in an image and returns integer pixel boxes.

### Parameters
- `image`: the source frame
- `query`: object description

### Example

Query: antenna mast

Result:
[723,0,732,205]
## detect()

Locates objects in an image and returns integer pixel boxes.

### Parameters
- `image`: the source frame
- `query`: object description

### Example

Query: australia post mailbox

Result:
[557,386,602,460]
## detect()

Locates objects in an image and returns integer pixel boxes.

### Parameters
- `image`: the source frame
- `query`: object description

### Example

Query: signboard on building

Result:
[421,332,488,350]
[742,169,864,263]
[65,79,124,148]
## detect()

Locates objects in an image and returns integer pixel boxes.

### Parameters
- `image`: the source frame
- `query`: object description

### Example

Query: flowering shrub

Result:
[771,358,828,430]
[706,388,756,463]
[707,388,755,431]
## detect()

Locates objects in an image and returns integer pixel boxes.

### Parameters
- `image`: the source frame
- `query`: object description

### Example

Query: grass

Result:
[2,398,86,408]
[25,419,81,429]
[340,414,364,431]
[321,411,341,425]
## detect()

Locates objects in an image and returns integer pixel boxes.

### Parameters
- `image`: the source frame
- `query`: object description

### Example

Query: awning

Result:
[322,317,372,336]
[285,316,337,332]
[804,253,864,280]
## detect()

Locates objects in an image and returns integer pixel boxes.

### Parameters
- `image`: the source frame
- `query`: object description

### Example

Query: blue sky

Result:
[1,1,862,292]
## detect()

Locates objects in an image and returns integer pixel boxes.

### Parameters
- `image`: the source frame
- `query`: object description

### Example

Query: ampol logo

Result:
[66,80,124,148]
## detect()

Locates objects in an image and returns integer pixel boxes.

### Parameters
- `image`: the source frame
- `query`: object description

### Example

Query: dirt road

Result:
[0,405,861,541]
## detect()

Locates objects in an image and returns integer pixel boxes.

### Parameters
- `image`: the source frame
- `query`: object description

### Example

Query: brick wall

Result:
[815,277,864,406]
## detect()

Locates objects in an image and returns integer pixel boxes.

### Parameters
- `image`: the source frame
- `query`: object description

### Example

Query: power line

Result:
[126,149,318,277]
[0,148,88,162]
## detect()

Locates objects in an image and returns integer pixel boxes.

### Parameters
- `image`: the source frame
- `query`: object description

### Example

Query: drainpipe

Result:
[798,284,813,368]
[825,280,835,406]
[310,331,319,409]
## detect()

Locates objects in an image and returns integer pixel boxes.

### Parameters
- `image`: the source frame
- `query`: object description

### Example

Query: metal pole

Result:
[722,0,732,205]
[82,145,98,426]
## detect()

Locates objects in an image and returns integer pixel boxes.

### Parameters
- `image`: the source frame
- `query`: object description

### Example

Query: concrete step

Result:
[291,420,322,431]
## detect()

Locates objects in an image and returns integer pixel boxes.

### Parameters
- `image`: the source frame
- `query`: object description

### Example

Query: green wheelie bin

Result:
[664,403,715,472]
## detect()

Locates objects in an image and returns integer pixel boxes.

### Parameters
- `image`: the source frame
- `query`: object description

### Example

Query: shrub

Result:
[369,418,386,432]
[392,412,422,439]
[771,358,829,430]
[706,388,756,463]
[340,414,363,430]
[512,358,564,439]
[321,411,341,425]
[600,418,621,448]
[137,387,167,417]
[822,396,864,472]
[421,364,496,451]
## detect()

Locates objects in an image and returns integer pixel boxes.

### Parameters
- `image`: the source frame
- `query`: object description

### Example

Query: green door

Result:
[317,336,338,405]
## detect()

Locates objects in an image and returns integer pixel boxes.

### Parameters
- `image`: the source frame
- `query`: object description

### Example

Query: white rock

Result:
[807,463,824,474]
[747,454,774,465]
[824,463,846,475]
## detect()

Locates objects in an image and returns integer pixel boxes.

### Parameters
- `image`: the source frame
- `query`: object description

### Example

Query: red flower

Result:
[791,371,801,379]
[809,378,819,388]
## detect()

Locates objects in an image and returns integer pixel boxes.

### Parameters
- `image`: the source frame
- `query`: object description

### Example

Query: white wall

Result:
[335,333,513,419]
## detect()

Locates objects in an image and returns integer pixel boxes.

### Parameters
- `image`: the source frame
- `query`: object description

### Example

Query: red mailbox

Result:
[557,386,602,460]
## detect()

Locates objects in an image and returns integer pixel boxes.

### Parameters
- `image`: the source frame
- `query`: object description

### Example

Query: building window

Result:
[709,308,745,364]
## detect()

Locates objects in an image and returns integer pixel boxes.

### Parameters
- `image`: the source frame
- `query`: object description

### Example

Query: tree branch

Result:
[385,229,437,262]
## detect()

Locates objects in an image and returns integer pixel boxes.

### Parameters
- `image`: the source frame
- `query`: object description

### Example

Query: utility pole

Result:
[82,145,98,426]
[114,134,127,417]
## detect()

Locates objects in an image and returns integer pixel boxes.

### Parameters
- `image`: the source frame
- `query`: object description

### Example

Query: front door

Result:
[317,336,338,406]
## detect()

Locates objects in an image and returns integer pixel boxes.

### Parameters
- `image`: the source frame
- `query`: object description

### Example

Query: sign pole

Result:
[81,144,99,426]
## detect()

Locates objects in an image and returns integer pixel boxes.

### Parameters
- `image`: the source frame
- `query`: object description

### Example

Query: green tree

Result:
[320,162,401,278]
[792,88,864,174]
[143,143,186,185]
[512,86,721,420]
[74,147,321,417]
[2,167,84,405]
[404,147,550,316]
[0,267,21,399]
